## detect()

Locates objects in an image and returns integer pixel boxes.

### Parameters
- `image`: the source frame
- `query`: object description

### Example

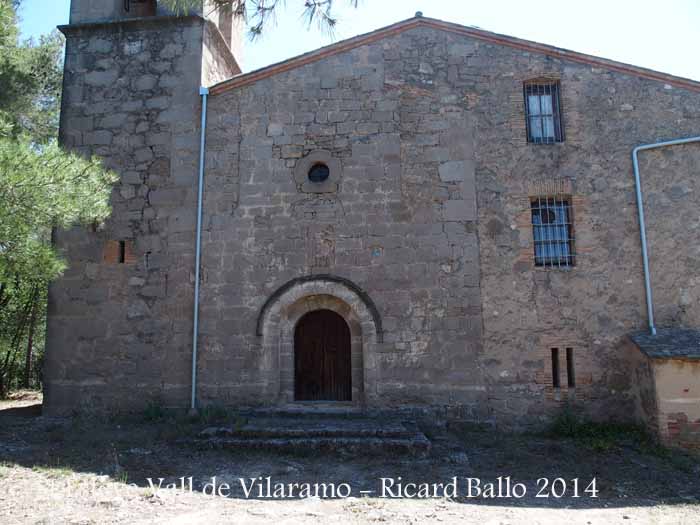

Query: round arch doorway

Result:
[294,309,352,402]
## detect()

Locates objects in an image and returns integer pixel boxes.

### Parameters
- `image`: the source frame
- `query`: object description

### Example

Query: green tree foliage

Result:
[162,0,359,39]
[0,0,117,396]
[0,1,62,142]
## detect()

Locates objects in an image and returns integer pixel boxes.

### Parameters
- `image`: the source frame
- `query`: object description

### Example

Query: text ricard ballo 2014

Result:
[144,476,600,500]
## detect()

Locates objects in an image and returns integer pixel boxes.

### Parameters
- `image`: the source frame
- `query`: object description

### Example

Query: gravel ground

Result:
[1,393,699,524]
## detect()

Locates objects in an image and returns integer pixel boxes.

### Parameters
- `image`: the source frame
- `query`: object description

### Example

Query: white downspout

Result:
[191,86,209,413]
[632,135,700,336]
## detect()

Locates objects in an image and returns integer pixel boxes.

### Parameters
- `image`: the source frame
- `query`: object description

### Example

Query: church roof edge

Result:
[208,16,700,95]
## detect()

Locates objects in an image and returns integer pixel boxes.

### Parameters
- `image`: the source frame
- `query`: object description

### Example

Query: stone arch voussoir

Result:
[257,275,382,404]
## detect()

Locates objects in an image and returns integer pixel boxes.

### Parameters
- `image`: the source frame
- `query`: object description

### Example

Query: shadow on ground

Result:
[1,395,699,510]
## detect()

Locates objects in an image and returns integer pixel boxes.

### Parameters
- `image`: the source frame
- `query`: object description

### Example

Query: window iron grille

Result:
[531,196,575,268]
[524,82,564,144]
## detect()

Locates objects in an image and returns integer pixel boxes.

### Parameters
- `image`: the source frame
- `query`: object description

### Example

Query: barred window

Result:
[524,82,564,144]
[531,197,575,268]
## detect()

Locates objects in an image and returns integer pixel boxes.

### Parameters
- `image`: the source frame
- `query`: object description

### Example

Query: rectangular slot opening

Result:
[551,348,560,388]
[566,347,575,388]
[118,240,126,264]
[124,0,157,17]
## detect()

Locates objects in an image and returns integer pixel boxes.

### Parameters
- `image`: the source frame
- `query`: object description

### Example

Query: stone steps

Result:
[237,405,370,420]
[190,414,431,456]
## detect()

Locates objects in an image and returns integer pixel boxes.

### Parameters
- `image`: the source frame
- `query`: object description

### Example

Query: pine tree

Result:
[161,0,359,39]
[0,0,117,396]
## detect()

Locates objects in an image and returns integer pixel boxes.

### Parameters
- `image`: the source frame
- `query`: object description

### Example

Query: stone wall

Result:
[203,0,245,67]
[70,0,178,24]
[202,21,241,85]
[70,0,121,24]
[446,28,700,425]
[47,18,700,424]
[201,25,700,425]
[624,338,659,436]
[640,144,700,328]
[68,1,242,76]
[44,15,231,414]
[202,36,486,413]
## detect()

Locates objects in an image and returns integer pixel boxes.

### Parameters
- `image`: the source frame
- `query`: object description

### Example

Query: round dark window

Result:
[308,163,330,183]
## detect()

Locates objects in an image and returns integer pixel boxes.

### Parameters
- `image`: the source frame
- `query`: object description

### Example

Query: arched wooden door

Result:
[294,310,352,401]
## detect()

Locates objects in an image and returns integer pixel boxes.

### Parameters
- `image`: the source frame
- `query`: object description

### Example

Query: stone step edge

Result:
[199,426,417,439]
[189,435,432,455]
[237,408,377,420]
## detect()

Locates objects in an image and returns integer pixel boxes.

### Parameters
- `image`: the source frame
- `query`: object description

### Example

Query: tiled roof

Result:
[629,329,700,360]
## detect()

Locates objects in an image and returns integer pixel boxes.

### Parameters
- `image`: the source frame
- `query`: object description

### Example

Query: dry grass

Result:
[0,394,699,524]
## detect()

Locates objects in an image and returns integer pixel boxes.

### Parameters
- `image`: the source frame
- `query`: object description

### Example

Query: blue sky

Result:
[18,0,700,81]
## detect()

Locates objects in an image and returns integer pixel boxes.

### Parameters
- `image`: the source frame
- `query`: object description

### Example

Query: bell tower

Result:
[69,0,157,22]
[67,1,243,74]
[44,1,241,414]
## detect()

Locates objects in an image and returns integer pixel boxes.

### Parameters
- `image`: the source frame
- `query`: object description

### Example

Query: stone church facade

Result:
[46,1,700,439]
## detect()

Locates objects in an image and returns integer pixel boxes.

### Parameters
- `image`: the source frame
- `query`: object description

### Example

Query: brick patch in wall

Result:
[534,334,592,403]
[512,179,592,269]
[103,240,137,265]
[663,412,700,449]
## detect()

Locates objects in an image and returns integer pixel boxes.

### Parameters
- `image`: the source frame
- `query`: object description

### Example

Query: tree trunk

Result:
[23,290,38,389]
[0,288,33,395]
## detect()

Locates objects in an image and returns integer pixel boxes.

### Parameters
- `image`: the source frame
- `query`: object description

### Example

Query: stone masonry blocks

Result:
[47,17,700,431]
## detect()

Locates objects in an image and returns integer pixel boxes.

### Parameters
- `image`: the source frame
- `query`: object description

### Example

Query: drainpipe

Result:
[632,135,700,336]
[191,86,209,413]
